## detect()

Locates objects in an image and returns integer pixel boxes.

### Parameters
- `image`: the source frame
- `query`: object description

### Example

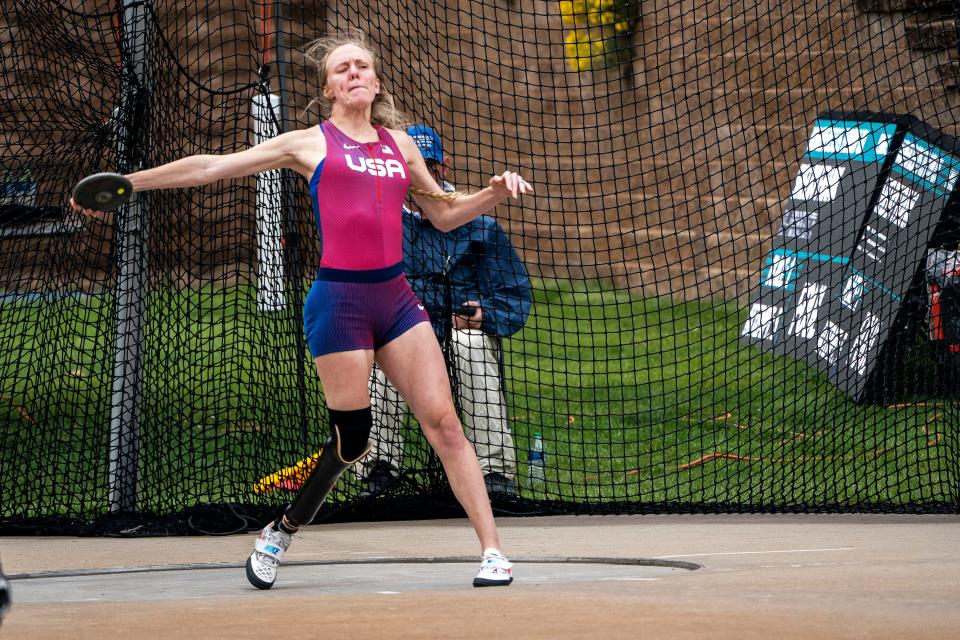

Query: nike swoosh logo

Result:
[417,304,425,310]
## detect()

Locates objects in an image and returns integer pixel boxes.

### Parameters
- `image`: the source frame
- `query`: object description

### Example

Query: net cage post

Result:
[270,0,311,446]
[108,0,155,513]
[251,92,286,312]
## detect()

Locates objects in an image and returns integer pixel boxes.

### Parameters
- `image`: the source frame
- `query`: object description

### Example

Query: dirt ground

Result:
[2,513,958,639]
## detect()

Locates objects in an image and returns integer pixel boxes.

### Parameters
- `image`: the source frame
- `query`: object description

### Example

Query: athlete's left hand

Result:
[490,171,533,200]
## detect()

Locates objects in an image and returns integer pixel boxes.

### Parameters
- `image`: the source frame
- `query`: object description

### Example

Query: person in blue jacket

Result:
[359,124,532,496]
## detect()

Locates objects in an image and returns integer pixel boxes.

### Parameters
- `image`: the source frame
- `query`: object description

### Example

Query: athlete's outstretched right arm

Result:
[127,129,312,191]
[70,129,318,214]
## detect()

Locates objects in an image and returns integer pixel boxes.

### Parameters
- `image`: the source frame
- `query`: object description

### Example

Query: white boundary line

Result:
[655,547,854,559]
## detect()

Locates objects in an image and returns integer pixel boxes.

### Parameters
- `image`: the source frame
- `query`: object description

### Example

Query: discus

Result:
[71,172,133,211]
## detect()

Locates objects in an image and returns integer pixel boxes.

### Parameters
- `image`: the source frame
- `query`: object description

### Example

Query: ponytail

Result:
[409,186,464,202]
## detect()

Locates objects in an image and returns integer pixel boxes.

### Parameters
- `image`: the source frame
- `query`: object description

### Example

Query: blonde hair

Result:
[303,31,408,130]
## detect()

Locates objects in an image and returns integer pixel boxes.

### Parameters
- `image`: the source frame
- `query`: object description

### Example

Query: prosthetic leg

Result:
[246,408,372,589]
[282,408,372,528]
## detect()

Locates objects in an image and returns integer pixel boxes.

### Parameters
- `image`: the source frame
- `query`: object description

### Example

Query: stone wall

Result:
[2,0,958,299]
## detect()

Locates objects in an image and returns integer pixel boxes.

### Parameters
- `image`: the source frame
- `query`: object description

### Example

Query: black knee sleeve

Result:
[328,407,373,463]
[282,407,373,528]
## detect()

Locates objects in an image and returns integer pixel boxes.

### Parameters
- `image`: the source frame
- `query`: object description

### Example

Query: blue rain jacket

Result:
[402,208,532,338]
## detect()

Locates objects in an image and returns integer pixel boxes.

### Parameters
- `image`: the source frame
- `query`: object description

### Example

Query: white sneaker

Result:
[245,524,292,589]
[473,548,513,587]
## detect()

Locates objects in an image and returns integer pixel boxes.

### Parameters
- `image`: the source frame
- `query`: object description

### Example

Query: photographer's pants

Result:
[360,329,516,479]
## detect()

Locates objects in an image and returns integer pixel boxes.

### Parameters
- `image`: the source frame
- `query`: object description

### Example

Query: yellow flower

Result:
[564,29,589,61]
[560,0,631,71]
[577,40,593,60]
[564,29,595,72]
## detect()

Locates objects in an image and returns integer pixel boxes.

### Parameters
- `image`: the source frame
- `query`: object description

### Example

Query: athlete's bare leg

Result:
[313,349,376,409]
[375,322,502,553]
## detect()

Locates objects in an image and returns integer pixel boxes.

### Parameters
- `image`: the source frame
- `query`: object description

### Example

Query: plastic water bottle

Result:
[527,432,545,486]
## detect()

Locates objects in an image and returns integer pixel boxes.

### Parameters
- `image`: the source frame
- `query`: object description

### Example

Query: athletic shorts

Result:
[303,262,430,358]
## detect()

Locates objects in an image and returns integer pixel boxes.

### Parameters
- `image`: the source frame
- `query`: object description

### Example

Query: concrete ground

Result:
[1,513,958,639]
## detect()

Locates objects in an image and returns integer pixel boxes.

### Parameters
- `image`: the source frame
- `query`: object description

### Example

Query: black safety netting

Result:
[1,0,958,536]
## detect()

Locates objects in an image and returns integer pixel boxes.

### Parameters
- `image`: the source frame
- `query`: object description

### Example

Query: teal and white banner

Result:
[805,120,897,165]
[742,113,903,383]
[743,113,960,401]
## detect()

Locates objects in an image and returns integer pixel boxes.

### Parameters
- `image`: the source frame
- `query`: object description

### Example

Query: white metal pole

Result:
[251,93,286,312]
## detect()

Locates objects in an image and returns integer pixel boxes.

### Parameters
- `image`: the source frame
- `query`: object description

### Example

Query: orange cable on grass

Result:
[921,413,945,446]
[676,453,758,471]
[594,408,950,475]
[677,411,734,424]
[1,395,34,424]
[675,438,943,471]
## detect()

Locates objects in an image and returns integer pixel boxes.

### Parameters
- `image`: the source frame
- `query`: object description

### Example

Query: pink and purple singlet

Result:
[303,121,429,357]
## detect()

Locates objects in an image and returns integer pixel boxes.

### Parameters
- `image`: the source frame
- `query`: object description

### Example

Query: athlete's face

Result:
[324,44,380,109]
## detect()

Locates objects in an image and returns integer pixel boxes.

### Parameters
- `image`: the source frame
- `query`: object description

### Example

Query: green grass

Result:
[0,278,956,519]
[504,279,957,507]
